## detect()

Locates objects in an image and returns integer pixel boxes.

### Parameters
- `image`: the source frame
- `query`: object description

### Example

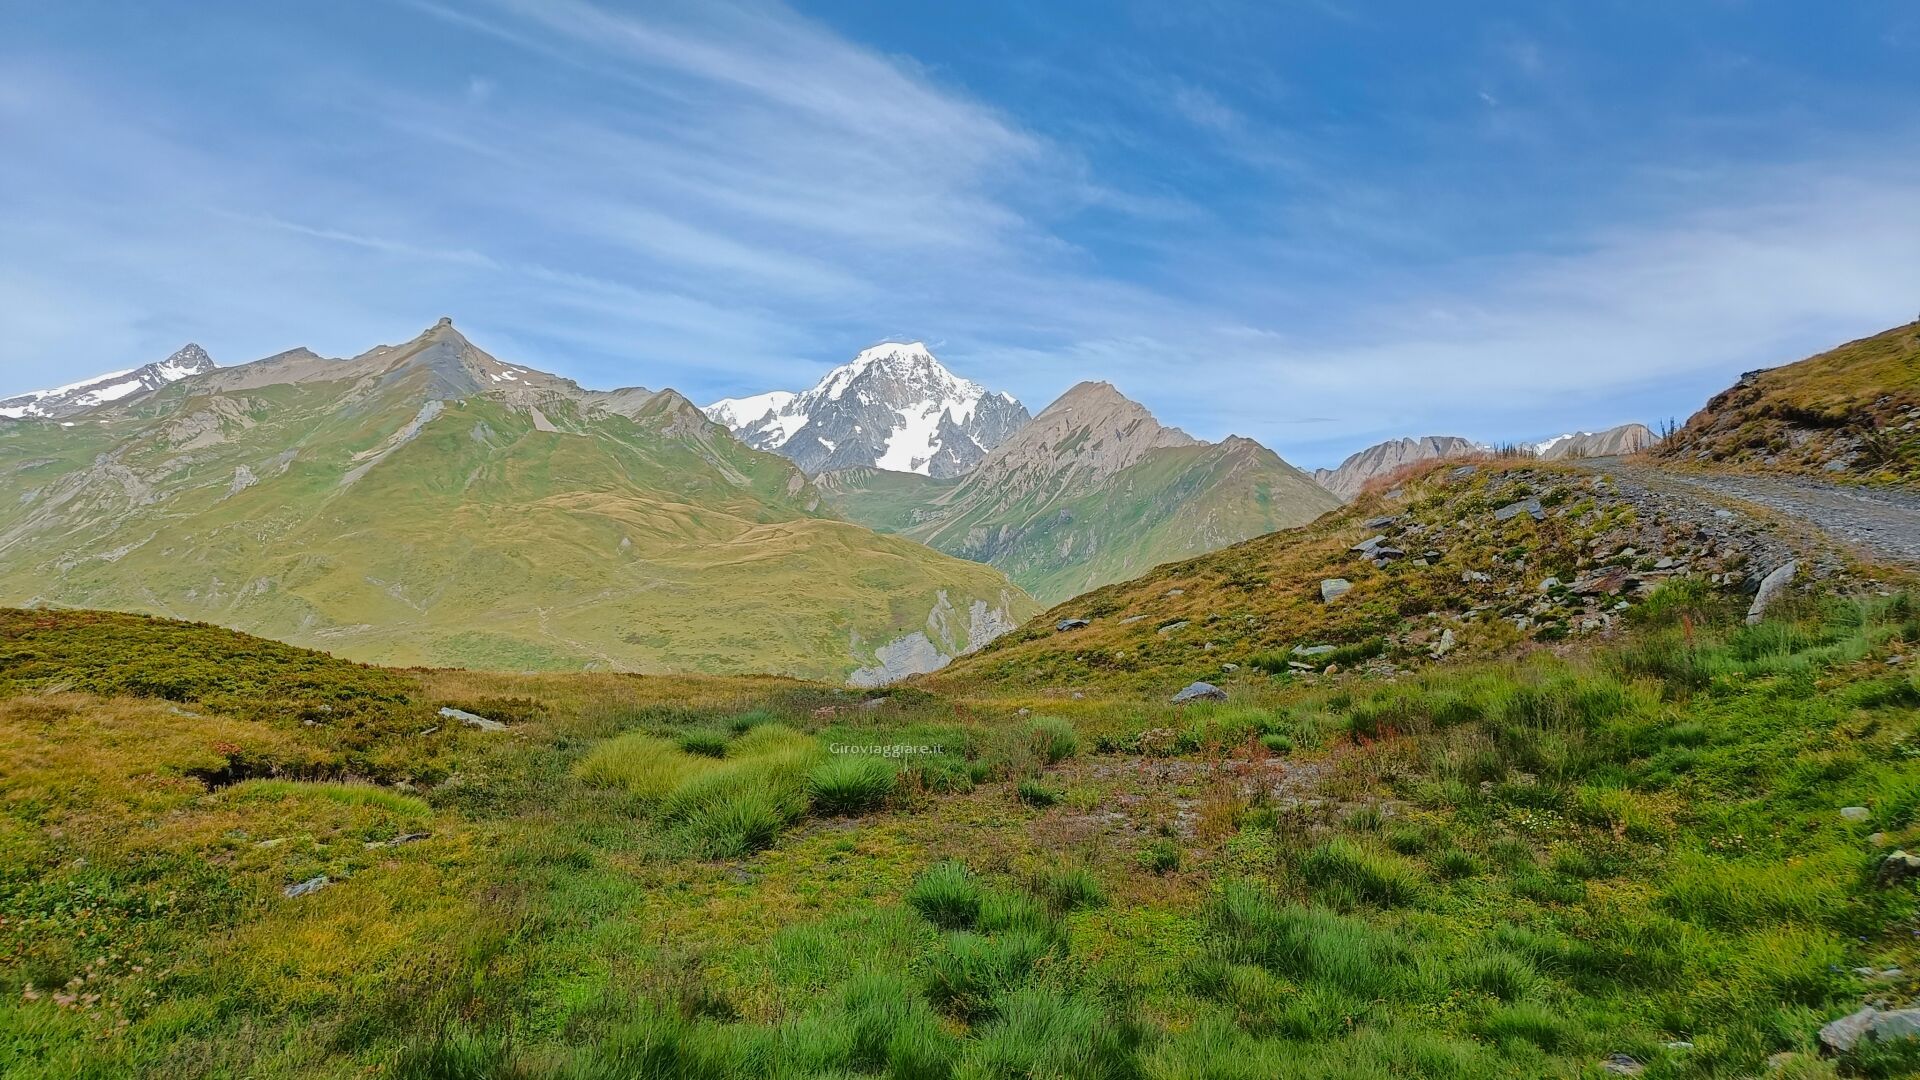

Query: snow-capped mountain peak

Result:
[703,342,1030,478]
[0,343,218,420]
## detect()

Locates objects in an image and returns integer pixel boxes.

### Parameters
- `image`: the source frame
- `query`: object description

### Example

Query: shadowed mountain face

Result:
[0,343,217,419]
[0,320,1035,682]
[705,342,1030,479]
[819,380,1342,603]
[1652,321,1920,485]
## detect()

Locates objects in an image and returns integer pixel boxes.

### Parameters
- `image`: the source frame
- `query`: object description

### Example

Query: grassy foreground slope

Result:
[0,322,1036,681]
[1652,321,1920,486]
[933,458,1795,695]
[4,570,1920,1077]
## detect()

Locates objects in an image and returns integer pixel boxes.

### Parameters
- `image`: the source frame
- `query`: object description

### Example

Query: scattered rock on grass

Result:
[1493,497,1544,522]
[1600,1053,1644,1076]
[1819,1006,1920,1054]
[1841,806,1871,823]
[1878,850,1920,886]
[439,706,505,732]
[1171,682,1227,705]
[1320,578,1351,602]
[1056,618,1091,632]
[284,876,329,899]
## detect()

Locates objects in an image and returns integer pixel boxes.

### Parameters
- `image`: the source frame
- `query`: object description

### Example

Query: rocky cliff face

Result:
[704,343,1029,478]
[1313,435,1486,500]
[1,343,218,419]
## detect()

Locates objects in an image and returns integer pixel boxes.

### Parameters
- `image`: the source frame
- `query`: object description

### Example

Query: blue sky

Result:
[4,1,1919,468]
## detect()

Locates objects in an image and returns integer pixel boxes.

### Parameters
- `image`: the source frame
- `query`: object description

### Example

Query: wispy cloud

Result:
[2,1,1918,472]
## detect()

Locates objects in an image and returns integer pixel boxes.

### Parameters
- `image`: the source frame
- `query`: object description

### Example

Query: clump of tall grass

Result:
[576,723,822,856]
[908,860,985,929]
[835,973,957,1078]
[677,729,729,758]
[924,929,1053,1020]
[1031,865,1105,913]
[960,988,1137,1079]
[1296,837,1424,907]
[1201,881,1400,998]
[1028,716,1079,765]
[806,754,896,815]
[1017,778,1061,806]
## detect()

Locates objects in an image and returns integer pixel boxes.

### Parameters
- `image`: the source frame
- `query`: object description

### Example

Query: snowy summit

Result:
[704,342,1030,478]
[0,343,217,420]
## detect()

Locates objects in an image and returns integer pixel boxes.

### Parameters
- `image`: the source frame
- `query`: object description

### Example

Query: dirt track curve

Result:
[1585,459,1920,569]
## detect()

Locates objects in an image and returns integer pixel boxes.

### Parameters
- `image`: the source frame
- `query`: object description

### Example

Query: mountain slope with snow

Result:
[0,343,218,419]
[821,380,1342,603]
[704,343,1030,478]
[0,320,1035,684]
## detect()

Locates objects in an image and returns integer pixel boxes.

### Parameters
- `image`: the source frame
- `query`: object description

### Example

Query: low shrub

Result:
[1139,838,1181,874]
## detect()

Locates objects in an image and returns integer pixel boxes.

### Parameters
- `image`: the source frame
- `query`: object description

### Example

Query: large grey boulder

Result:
[1746,561,1798,624]
[1171,681,1228,704]
[1320,578,1352,602]
[1878,850,1920,886]
[1820,1006,1920,1054]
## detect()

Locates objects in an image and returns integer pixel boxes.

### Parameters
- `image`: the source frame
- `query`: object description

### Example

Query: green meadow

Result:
[2,578,1919,1077]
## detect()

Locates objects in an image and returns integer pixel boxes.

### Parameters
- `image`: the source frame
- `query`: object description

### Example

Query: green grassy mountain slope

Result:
[0,321,1036,682]
[820,381,1343,603]
[1651,320,1920,485]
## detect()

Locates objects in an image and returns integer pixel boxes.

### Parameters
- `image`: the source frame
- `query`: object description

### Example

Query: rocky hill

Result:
[0,320,1036,682]
[1652,321,1920,485]
[821,381,1342,603]
[930,457,1797,693]
[1313,435,1486,500]
[705,342,1030,478]
[0,343,217,419]
[1535,422,1660,460]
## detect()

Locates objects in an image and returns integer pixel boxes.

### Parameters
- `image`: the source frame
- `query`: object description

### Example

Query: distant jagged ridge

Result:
[1312,435,1488,501]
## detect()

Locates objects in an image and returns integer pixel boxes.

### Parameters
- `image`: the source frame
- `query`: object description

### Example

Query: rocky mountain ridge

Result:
[0,343,218,419]
[0,319,1036,683]
[705,342,1030,478]
[820,379,1341,602]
